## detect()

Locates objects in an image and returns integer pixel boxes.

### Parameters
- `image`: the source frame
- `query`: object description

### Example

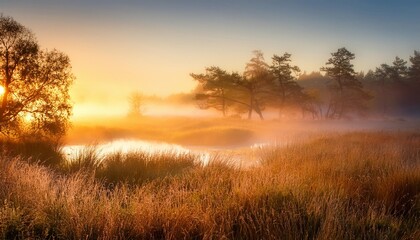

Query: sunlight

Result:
[23,113,33,122]
[0,85,5,95]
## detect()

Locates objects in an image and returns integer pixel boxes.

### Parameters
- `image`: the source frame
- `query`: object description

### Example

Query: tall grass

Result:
[1,132,419,239]
[0,139,65,167]
[63,145,199,186]
[97,151,198,186]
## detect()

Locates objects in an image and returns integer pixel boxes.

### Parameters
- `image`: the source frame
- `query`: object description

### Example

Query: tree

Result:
[270,53,304,116]
[407,51,420,110]
[238,50,272,120]
[373,56,414,116]
[0,16,74,138]
[191,66,240,116]
[374,64,392,116]
[362,69,376,83]
[408,51,420,83]
[321,47,371,119]
[389,57,408,83]
[300,89,323,119]
[128,92,145,117]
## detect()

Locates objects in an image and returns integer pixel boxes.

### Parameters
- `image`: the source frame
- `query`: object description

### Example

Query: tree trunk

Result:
[0,51,11,122]
[222,93,226,117]
[254,100,264,120]
[248,95,253,120]
[381,80,387,118]
[318,105,323,119]
[325,101,332,119]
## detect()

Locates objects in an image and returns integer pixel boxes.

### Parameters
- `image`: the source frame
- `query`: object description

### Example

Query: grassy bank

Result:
[1,132,419,239]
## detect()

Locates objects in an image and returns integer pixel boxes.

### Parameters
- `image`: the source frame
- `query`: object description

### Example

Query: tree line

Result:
[191,48,420,119]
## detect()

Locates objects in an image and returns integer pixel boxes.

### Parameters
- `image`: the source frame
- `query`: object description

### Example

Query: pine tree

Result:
[321,48,371,119]
[408,51,420,83]
[270,53,304,116]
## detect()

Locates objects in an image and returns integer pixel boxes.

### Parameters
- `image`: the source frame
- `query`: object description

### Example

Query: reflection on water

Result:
[63,139,212,164]
[63,139,272,167]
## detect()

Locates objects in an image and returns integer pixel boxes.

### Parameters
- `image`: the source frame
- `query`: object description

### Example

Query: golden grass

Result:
[1,132,419,239]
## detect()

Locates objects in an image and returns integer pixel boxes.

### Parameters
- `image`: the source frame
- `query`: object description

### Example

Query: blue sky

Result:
[1,0,419,117]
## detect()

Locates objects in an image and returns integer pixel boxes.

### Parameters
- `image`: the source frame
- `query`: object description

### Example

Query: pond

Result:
[62,139,273,167]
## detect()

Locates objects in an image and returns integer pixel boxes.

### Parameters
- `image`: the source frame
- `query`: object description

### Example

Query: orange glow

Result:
[0,86,5,95]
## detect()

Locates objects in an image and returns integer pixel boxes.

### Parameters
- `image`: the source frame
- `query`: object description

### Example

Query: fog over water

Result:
[65,107,420,168]
[63,137,280,167]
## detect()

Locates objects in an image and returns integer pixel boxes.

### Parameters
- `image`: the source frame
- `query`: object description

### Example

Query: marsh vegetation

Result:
[1,129,419,239]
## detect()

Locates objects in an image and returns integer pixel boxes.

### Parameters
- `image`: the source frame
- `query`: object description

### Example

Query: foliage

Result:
[270,53,302,106]
[0,15,74,139]
[408,50,420,82]
[191,51,312,120]
[321,47,371,118]
[239,50,272,119]
[191,66,241,116]
[192,48,420,119]
[374,64,393,115]
[269,53,317,118]
[389,57,408,83]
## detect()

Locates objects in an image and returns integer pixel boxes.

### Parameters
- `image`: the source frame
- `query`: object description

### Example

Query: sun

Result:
[0,86,4,95]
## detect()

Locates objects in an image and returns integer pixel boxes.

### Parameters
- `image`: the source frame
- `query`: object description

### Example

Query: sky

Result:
[1,0,420,118]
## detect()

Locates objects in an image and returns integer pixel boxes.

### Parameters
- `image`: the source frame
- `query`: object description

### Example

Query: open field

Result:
[1,129,419,239]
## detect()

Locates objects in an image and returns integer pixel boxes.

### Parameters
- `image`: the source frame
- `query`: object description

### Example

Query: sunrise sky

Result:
[1,0,420,118]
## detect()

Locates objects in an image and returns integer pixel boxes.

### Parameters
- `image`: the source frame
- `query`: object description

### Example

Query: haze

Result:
[1,0,420,119]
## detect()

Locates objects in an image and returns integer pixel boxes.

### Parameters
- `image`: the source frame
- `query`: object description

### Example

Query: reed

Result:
[0,132,419,239]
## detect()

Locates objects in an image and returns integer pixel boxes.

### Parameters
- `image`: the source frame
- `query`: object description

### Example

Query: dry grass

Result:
[1,132,419,239]
[96,151,198,186]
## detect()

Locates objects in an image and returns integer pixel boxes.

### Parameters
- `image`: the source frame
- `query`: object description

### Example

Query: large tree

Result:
[0,16,73,138]
[270,53,304,116]
[321,47,370,119]
[238,50,272,120]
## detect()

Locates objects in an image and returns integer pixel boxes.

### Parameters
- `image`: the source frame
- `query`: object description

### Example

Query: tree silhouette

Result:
[389,57,408,84]
[408,51,420,83]
[373,56,415,116]
[128,92,145,117]
[407,51,420,111]
[300,89,323,119]
[191,48,420,118]
[270,53,303,116]
[239,50,272,120]
[374,64,392,116]
[321,48,371,119]
[0,16,73,138]
[191,66,240,116]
